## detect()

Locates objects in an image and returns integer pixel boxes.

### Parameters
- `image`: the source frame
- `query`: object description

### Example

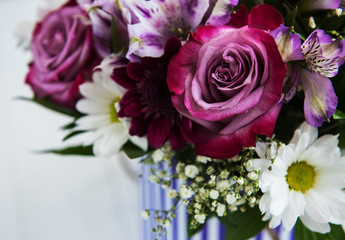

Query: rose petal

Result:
[248,4,284,31]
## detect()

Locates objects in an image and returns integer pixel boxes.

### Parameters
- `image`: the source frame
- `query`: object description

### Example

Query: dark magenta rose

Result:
[167,5,287,158]
[25,0,96,108]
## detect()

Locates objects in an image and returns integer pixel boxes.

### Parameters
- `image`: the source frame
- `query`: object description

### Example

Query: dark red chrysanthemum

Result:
[112,37,191,150]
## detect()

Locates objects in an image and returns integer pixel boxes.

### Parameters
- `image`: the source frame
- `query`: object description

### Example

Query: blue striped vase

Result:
[139,163,295,240]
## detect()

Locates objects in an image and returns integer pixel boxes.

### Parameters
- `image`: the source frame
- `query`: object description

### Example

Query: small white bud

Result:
[216,203,226,217]
[229,205,238,212]
[194,214,206,224]
[163,219,171,228]
[247,172,258,180]
[152,149,164,163]
[141,210,150,220]
[196,156,210,164]
[335,8,343,17]
[226,193,236,205]
[195,176,204,182]
[249,196,256,203]
[237,177,244,185]
[176,162,185,173]
[185,165,199,179]
[309,17,316,29]
[180,184,194,199]
[216,180,231,192]
[219,170,230,179]
[167,189,177,199]
[209,190,219,200]
[194,203,202,210]
[149,175,160,183]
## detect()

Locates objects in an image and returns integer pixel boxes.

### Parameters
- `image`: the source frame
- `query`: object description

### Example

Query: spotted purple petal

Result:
[302,29,345,78]
[86,0,130,57]
[280,63,300,103]
[300,68,337,127]
[123,0,211,59]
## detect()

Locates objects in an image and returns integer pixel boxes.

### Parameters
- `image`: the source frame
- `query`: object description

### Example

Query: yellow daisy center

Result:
[110,100,120,123]
[286,161,315,193]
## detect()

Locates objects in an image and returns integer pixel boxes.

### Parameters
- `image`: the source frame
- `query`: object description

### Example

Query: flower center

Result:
[110,100,120,123]
[286,161,315,193]
[137,65,179,119]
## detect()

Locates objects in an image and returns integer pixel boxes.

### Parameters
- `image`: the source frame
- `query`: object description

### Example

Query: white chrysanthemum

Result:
[76,54,147,157]
[259,122,345,233]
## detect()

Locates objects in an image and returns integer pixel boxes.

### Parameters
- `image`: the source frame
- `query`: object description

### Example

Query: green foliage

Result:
[219,206,267,240]
[110,16,126,54]
[17,96,82,118]
[121,140,148,159]
[333,109,345,120]
[62,130,85,141]
[40,145,94,156]
[283,5,298,27]
[60,121,77,130]
[295,219,345,240]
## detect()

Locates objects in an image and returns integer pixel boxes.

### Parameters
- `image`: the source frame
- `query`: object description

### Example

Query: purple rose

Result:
[26,0,96,108]
[167,5,287,158]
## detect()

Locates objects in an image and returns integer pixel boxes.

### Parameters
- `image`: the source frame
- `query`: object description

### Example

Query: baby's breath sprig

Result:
[142,143,271,235]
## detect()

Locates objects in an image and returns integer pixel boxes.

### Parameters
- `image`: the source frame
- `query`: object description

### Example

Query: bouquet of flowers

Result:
[20,0,345,239]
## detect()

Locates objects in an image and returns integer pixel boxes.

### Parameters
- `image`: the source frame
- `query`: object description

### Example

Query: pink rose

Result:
[167,5,287,158]
[25,0,96,108]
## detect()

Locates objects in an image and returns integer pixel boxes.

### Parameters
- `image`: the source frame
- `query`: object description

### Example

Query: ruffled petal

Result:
[248,4,284,31]
[147,116,170,149]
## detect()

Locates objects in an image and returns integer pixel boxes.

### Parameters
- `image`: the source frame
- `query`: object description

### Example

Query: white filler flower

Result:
[259,122,345,233]
[76,55,147,157]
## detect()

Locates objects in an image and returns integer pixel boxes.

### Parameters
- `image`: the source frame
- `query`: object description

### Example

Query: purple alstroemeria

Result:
[270,25,304,103]
[84,0,132,58]
[299,0,341,11]
[302,29,345,78]
[206,0,238,26]
[124,0,238,60]
[271,26,344,127]
[299,68,338,127]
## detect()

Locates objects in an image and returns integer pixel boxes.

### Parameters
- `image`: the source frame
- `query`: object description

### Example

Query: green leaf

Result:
[17,96,82,118]
[62,130,86,141]
[121,140,148,159]
[110,16,125,54]
[333,109,345,120]
[218,213,238,228]
[40,145,94,156]
[283,5,298,27]
[60,121,78,130]
[295,219,345,240]
[223,206,267,240]
[187,214,207,238]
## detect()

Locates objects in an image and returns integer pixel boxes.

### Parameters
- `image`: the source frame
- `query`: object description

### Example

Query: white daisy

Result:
[75,54,147,157]
[258,122,345,233]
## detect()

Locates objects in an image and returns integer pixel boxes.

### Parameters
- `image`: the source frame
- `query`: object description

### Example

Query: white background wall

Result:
[0,0,140,239]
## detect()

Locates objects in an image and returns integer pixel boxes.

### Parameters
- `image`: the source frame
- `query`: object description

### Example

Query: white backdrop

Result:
[0,0,140,239]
